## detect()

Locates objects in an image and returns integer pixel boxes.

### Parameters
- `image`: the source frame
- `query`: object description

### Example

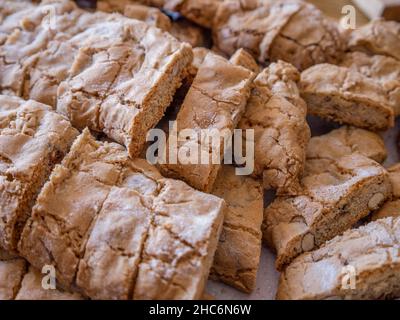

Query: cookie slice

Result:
[277,217,400,300]
[300,63,394,130]
[0,95,78,252]
[339,51,400,116]
[210,165,263,293]
[347,19,400,61]
[160,52,254,192]
[239,60,310,194]
[19,129,225,300]
[213,0,344,70]
[263,128,391,270]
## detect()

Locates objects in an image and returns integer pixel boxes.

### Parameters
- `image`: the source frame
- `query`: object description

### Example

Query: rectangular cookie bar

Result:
[0,1,192,158]
[57,15,192,157]
[160,52,254,192]
[339,51,400,116]
[0,95,78,252]
[213,0,344,70]
[372,163,400,221]
[277,217,400,300]
[347,19,400,61]
[210,165,263,293]
[239,60,310,194]
[263,127,391,270]
[18,129,225,300]
[300,63,394,130]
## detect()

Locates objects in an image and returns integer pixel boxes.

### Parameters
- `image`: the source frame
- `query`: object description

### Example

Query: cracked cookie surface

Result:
[213,0,344,70]
[160,52,254,192]
[210,165,263,293]
[0,95,78,252]
[18,129,225,300]
[339,51,400,116]
[300,63,394,130]
[277,217,400,300]
[263,127,391,270]
[239,60,310,194]
[347,19,400,61]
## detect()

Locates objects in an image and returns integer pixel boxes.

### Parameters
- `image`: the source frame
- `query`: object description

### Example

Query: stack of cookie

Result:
[0,0,399,300]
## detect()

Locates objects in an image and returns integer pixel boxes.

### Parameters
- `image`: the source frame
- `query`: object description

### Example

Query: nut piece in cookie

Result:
[300,63,394,131]
[347,19,400,61]
[277,217,400,300]
[213,0,344,70]
[0,95,78,252]
[18,129,225,300]
[239,60,310,194]
[211,165,263,293]
[263,128,391,270]
[160,52,254,192]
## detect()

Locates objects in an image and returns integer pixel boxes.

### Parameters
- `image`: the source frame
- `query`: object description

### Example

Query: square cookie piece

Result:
[160,52,254,192]
[263,127,391,270]
[277,217,400,300]
[300,63,394,131]
[19,129,225,300]
[0,95,78,252]
[210,165,263,293]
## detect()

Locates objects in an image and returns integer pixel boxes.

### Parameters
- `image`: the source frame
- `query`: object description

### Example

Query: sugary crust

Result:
[18,130,225,300]
[56,16,192,157]
[306,126,387,164]
[263,129,391,270]
[347,19,400,61]
[0,1,193,158]
[300,63,394,131]
[0,95,78,252]
[229,48,260,73]
[239,60,310,194]
[213,0,344,70]
[340,51,400,116]
[277,217,400,300]
[98,1,172,31]
[210,165,263,293]
[160,52,254,192]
